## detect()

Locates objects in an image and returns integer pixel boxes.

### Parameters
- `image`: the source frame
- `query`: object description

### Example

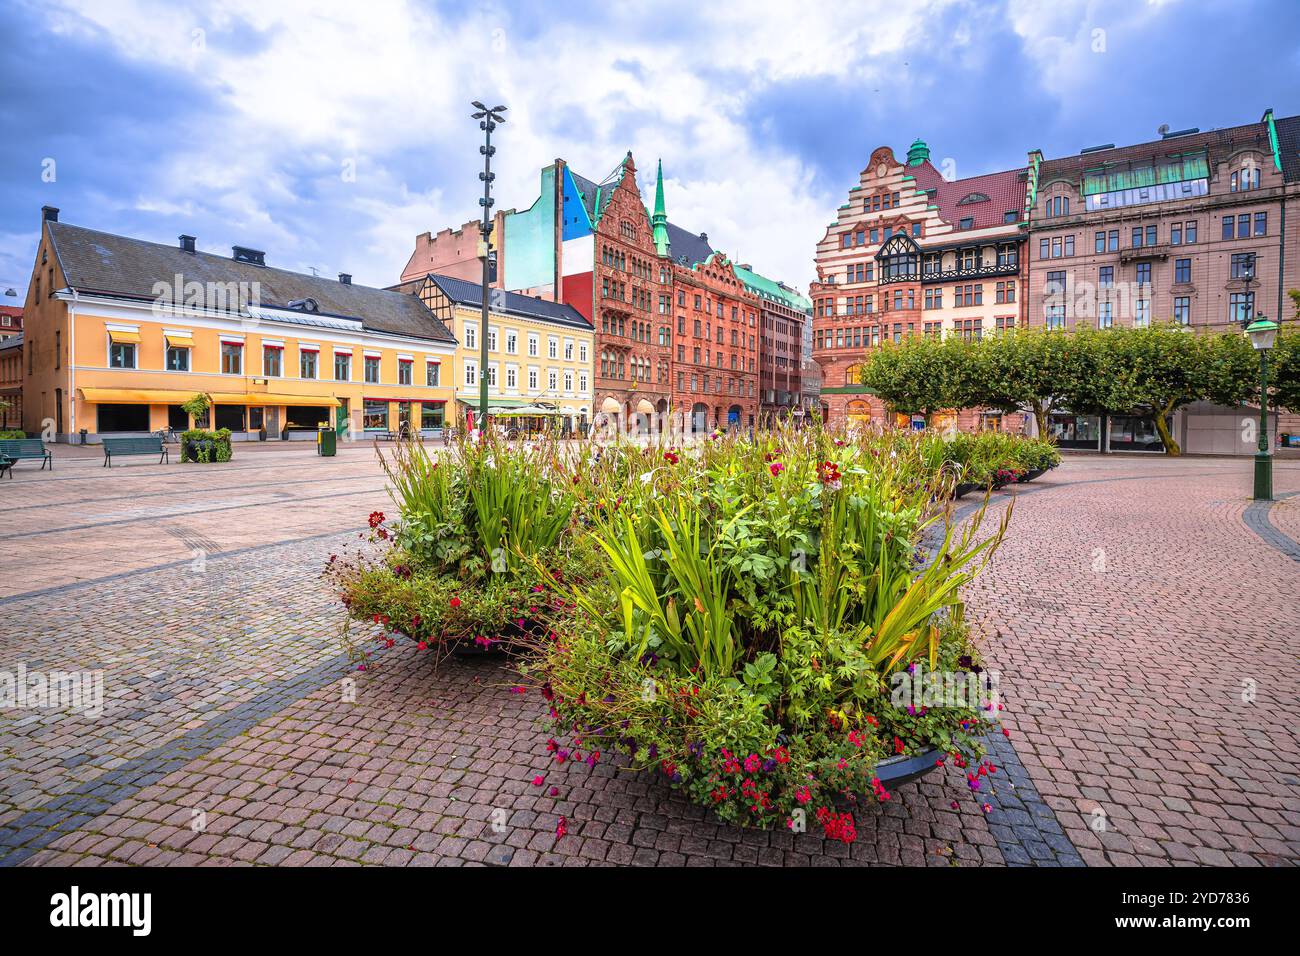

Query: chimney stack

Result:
[41,205,59,223]
[179,235,196,253]
[338,273,352,285]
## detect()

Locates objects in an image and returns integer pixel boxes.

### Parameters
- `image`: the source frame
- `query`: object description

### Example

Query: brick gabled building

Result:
[811,139,1028,430]
[405,151,807,434]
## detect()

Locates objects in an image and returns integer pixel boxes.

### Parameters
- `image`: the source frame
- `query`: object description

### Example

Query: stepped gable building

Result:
[811,138,1029,430]
[405,151,810,433]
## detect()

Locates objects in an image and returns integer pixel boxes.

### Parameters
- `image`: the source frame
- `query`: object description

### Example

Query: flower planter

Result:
[873,747,943,789]
[1018,468,1046,482]
[953,482,981,500]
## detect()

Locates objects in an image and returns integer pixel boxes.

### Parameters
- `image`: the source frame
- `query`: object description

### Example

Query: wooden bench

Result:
[0,438,52,471]
[103,436,169,467]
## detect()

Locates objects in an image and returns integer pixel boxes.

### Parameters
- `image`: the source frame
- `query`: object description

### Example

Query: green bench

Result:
[0,438,52,473]
[103,436,169,467]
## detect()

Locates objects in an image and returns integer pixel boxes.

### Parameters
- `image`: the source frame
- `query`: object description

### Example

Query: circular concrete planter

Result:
[873,747,943,789]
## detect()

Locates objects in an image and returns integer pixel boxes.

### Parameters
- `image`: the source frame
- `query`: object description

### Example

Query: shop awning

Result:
[79,387,197,404]
[206,392,340,407]
[492,405,565,417]
[165,334,194,349]
[107,329,141,345]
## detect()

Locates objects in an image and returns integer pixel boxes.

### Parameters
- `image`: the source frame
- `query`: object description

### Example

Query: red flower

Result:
[531,775,544,786]
[367,511,385,528]
[449,596,462,608]
[664,451,679,464]
[769,462,785,476]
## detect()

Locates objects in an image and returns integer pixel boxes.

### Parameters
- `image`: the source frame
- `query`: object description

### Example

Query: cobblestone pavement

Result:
[1,448,1296,866]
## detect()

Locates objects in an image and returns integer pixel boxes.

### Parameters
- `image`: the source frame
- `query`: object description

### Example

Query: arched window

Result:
[845,363,866,386]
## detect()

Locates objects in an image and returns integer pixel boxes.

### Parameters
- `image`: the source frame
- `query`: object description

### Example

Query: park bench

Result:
[0,454,11,479]
[102,436,169,467]
[0,438,52,472]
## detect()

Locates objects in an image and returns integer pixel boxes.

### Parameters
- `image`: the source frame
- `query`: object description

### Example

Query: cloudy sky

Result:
[2,0,1298,301]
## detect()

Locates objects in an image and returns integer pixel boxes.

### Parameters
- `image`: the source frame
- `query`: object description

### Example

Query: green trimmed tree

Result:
[1091,324,1255,456]
[1274,294,1300,414]
[976,326,1103,437]
[860,333,977,425]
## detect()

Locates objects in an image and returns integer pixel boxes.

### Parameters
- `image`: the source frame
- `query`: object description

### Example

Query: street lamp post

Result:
[1245,314,1279,500]
[471,101,506,435]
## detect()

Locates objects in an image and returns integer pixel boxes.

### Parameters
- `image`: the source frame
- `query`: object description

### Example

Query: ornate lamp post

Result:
[471,101,506,434]
[1244,314,1279,500]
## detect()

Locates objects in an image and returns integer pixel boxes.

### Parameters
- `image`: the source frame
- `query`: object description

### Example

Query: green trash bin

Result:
[317,426,337,457]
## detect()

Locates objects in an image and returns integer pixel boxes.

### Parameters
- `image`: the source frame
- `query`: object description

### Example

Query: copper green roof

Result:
[733,263,812,313]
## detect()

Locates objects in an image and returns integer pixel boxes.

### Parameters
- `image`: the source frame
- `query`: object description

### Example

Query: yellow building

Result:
[402,272,595,434]
[21,209,457,442]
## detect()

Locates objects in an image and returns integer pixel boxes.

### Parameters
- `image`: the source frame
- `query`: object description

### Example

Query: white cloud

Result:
[30,0,976,290]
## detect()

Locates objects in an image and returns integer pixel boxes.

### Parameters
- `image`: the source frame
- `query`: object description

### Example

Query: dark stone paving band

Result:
[0,641,390,867]
[1243,490,1300,561]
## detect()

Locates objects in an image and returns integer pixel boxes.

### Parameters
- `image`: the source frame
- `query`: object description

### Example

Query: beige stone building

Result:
[1027,109,1300,452]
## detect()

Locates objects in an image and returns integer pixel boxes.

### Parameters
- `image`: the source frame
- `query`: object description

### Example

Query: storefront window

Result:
[1049,413,1101,449]
[363,399,388,431]
[421,403,445,430]
[214,405,246,431]
[1109,415,1168,452]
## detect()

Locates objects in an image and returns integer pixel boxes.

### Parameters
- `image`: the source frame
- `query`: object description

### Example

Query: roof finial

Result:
[652,159,669,258]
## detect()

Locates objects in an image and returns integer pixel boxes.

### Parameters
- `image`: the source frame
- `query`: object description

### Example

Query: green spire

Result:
[652,159,669,257]
[907,138,930,166]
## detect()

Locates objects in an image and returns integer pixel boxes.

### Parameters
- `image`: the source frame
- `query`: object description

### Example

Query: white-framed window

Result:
[426,361,440,386]
[528,366,538,390]
[398,359,413,386]
[487,363,498,387]
[334,352,351,381]
[464,360,477,386]
[548,336,558,359]
[548,368,558,390]
[464,323,477,349]
[578,371,588,393]
[506,365,517,389]
[165,345,189,372]
[506,330,518,354]
[364,355,381,383]
[109,340,137,369]
[263,345,283,377]
[564,369,573,392]
[487,326,498,352]
[300,350,318,379]
[528,333,539,357]
[221,341,243,374]
[578,342,588,363]
[564,338,574,361]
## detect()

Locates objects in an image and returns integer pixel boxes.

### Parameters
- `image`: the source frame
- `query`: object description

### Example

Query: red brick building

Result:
[404,151,806,435]
[669,252,760,431]
[590,153,673,429]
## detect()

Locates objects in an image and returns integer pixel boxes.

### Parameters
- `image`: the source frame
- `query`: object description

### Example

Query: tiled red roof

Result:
[909,162,1028,231]
[0,306,22,318]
